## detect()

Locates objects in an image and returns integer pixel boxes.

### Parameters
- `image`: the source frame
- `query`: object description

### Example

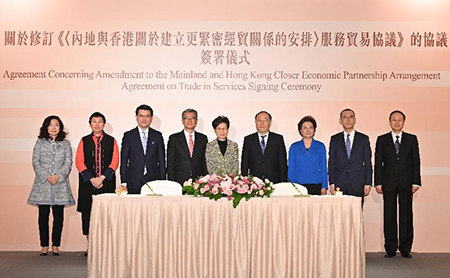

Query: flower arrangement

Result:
[182,174,274,208]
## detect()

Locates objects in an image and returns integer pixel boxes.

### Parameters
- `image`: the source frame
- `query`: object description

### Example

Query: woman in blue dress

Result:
[288,116,328,195]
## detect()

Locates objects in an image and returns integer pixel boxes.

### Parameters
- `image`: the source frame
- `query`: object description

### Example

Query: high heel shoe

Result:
[52,246,61,256]
[40,247,48,256]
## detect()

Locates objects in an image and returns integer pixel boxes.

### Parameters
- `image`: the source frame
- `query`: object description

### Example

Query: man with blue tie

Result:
[375,110,421,258]
[328,109,372,200]
[120,104,166,194]
[241,111,287,183]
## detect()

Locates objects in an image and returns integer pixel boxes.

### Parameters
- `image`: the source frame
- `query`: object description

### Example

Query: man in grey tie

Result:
[375,110,421,258]
[120,104,166,194]
[241,111,287,183]
[328,109,372,200]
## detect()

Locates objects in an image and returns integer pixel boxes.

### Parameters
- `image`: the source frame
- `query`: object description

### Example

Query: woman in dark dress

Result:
[75,112,119,255]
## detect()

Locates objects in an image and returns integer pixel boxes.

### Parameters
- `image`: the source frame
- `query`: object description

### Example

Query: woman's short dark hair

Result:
[38,115,67,141]
[297,116,317,136]
[89,112,106,123]
[212,116,230,129]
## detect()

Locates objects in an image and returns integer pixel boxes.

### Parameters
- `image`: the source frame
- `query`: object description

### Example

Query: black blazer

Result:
[120,127,166,194]
[241,132,287,183]
[375,132,421,192]
[328,131,372,195]
[167,130,208,185]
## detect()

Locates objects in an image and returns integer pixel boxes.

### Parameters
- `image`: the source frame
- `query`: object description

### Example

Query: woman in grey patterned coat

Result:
[27,115,75,256]
[205,116,239,175]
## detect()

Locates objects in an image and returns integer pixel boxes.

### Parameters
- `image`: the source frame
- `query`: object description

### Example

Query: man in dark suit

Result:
[241,111,287,183]
[120,104,166,194]
[167,108,208,185]
[328,109,372,199]
[375,110,421,259]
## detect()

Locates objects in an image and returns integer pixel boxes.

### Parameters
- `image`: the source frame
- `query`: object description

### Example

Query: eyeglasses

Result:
[183,117,197,121]
[341,115,354,120]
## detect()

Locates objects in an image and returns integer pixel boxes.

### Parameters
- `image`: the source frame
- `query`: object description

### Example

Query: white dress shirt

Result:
[343,130,355,149]
[139,127,149,150]
[184,130,195,146]
[391,131,402,144]
[258,132,269,147]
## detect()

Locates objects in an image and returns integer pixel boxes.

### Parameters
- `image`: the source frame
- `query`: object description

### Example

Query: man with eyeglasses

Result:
[120,104,166,194]
[328,108,372,201]
[241,111,287,183]
[167,108,208,186]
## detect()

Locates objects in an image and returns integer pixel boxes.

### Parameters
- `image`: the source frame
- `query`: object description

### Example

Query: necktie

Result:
[395,135,400,155]
[346,133,351,159]
[142,131,147,175]
[141,131,147,155]
[261,135,266,155]
[189,134,194,158]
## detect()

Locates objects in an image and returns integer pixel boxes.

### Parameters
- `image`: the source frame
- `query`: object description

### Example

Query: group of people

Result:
[27,105,421,259]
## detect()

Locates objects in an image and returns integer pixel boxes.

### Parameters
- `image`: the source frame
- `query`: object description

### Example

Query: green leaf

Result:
[232,194,244,208]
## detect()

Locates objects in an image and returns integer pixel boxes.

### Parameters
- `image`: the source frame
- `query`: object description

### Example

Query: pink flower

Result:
[183,178,193,187]
[237,187,247,194]
[230,184,236,190]
[221,178,232,188]
[212,188,219,195]
[199,175,210,183]
[253,177,263,185]
[251,184,258,190]
[209,174,218,181]
[243,184,249,191]
[194,183,199,190]
[259,190,264,196]
[200,187,208,194]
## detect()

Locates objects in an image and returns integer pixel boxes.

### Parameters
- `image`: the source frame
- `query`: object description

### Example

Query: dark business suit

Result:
[241,132,287,183]
[120,127,166,194]
[328,131,372,197]
[167,130,208,185]
[375,132,421,254]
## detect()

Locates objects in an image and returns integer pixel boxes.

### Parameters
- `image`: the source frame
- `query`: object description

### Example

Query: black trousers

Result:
[81,209,92,235]
[38,205,64,247]
[383,186,413,254]
[302,183,322,195]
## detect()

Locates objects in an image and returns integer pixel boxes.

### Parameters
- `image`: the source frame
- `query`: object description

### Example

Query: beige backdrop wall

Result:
[1,0,449,252]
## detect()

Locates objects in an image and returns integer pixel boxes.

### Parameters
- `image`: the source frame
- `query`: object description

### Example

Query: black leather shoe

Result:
[401,252,412,258]
[53,252,60,256]
[384,252,396,258]
[39,252,47,256]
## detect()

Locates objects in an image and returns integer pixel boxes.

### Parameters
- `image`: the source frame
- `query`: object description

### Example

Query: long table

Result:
[88,195,365,278]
